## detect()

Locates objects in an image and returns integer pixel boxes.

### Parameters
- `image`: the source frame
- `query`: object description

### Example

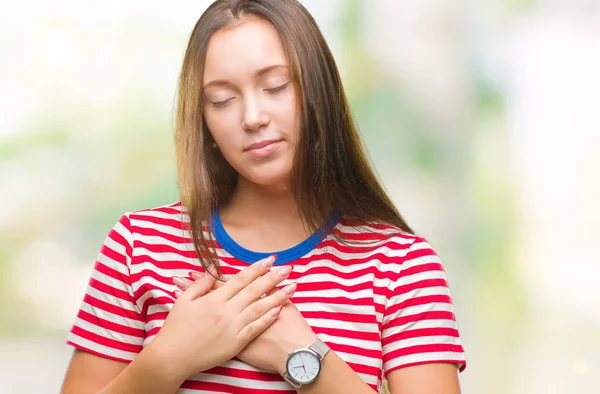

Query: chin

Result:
[236,157,294,188]
[250,174,291,188]
[242,168,292,189]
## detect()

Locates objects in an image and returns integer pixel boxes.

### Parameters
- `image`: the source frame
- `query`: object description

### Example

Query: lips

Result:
[244,139,283,158]
[245,139,282,151]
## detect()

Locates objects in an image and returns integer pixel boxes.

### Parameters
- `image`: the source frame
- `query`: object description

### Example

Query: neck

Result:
[220,177,304,229]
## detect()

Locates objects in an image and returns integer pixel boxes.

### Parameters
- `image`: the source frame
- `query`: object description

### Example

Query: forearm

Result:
[98,342,187,394]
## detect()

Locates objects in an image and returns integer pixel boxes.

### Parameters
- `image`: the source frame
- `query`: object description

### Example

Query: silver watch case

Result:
[282,339,330,388]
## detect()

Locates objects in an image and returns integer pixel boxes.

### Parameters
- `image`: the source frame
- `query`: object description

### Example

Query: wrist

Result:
[273,334,319,376]
[142,338,190,386]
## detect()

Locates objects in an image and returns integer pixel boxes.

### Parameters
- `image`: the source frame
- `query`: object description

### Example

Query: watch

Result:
[282,338,330,389]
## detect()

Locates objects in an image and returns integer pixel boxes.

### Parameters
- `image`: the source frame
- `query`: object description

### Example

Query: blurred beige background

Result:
[1,0,599,393]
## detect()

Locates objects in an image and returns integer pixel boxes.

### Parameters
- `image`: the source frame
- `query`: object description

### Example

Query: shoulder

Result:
[115,201,190,240]
[126,201,188,224]
[335,217,431,258]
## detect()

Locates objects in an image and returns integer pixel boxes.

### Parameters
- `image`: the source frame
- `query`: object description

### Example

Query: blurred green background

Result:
[1,1,599,393]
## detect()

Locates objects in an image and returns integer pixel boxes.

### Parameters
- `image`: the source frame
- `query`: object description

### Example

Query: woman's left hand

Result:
[174,272,319,375]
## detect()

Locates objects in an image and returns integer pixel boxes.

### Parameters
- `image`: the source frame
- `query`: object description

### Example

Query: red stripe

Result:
[135,240,198,258]
[311,325,380,341]
[291,295,373,307]
[318,238,415,254]
[382,327,461,347]
[88,277,137,307]
[301,310,378,324]
[67,340,134,363]
[181,379,294,394]
[140,295,175,317]
[385,294,454,316]
[391,278,450,296]
[399,262,444,277]
[383,343,465,361]
[385,359,467,375]
[93,259,129,283]
[204,366,283,382]
[327,342,382,363]
[384,310,457,330]
[132,204,183,215]
[82,293,143,321]
[403,245,438,261]
[70,325,143,354]
[76,309,145,337]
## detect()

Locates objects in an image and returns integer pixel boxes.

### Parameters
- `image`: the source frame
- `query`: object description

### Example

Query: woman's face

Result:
[202,17,299,188]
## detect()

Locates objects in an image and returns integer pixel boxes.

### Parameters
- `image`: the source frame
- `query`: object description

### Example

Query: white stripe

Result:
[67,332,139,361]
[133,219,189,238]
[135,232,196,252]
[86,285,140,313]
[395,301,455,319]
[336,349,382,369]
[131,260,200,279]
[72,315,143,345]
[187,371,291,390]
[136,246,199,264]
[382,334,462,356]
[132,209,188,222]
[296,302,375,316]
[101,232,131,262]
[317,333,380,352]
[79,299,144,331]
[91,266,132,294]
[383,351,465,374]
[305,318,378,332]
[96,251,130,277]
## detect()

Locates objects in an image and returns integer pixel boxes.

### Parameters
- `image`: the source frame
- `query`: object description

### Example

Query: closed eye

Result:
[264,82,290,93]
[211,98,234,108]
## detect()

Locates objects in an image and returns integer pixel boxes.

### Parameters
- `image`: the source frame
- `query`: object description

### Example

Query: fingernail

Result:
[173,276,189,288]
[270,306,282,317]
[262,255,276,268]
[190,272,204,280]
[174,290,183,298]
[283,282,297,295]
[275,265,292,277]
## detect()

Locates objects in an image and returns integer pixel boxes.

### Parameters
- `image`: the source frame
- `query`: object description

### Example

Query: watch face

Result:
[286,349,321,384]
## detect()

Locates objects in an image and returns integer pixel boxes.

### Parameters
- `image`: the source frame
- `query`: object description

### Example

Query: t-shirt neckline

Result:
[210,210,341,265]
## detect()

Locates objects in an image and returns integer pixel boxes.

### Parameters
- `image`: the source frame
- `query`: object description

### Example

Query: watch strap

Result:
[308,338,330,360]
[282,372,302,389]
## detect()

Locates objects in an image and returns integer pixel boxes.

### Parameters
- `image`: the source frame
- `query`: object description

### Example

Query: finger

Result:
[237,282,297,328]
[172,276,193,291]
[237,305,283,345]
[179,269,217,302]
[211,274,232,291]
[212,274,275,299]
[215,255,277,301]
[228,264,292,312]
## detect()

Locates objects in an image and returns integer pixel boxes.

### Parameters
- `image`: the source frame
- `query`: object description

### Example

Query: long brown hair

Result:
[176,0,413,276]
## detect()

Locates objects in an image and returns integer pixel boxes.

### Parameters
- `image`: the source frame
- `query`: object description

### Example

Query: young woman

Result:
[61,1,466,393]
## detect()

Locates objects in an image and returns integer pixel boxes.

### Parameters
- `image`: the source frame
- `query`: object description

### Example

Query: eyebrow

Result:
[202,64,289,90]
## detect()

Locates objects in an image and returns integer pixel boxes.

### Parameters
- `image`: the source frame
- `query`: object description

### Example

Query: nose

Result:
[241,94,269,132]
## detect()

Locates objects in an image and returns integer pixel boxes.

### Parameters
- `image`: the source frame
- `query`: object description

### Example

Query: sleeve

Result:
[66,213,146,362]
[381,237,466,376]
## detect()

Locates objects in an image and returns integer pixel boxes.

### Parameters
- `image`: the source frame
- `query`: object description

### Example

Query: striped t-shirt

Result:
[67,202,466,393]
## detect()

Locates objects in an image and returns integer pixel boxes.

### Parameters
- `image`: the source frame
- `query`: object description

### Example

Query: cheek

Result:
[277,93,301,140]
[204,112,236,146]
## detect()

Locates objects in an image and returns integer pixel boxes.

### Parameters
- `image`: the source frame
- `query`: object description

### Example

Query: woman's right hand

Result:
[147,255,295,382]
